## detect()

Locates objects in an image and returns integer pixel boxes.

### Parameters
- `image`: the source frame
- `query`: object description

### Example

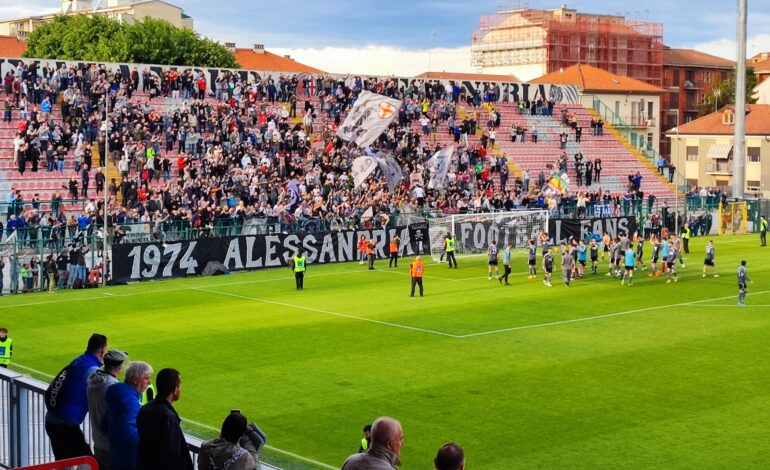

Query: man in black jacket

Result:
[137,368,193,470]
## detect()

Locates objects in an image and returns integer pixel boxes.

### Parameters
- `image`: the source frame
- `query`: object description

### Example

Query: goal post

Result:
[428,210,549,262]
[718,201,748,235]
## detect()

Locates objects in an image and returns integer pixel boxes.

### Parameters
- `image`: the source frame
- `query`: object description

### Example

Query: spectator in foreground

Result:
[198,411,260,470]
[434,442,465,470]
[45,333,108,460]
[342,416,404,470]
[137,368,193,470]
[87,349,129,470]
[105,361,154,470]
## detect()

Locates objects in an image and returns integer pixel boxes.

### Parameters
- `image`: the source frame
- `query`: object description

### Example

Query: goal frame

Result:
[428,210,550,262]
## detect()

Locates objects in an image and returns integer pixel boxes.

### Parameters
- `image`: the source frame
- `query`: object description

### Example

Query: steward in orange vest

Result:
[389,236,400,268]
[357,235,367,265]
[409,256,425,297]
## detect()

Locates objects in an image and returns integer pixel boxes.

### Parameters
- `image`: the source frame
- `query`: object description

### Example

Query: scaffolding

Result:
[471,7,663,87]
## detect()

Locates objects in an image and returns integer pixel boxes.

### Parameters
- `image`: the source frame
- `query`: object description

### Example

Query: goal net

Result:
[428,210,549,261]
[718,201,748,235]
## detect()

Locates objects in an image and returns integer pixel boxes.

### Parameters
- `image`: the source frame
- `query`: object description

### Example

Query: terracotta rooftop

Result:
[416,71,520,82]
[0,35,27,58]
[531,64,664,94]
[663,47,735,69]
[668,104,770,135]
[751,58,770,73]
[234,49,324,74]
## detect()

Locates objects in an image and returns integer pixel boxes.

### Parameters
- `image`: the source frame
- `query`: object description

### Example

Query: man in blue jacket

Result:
[45,333,108,459]
[105,361,154,470]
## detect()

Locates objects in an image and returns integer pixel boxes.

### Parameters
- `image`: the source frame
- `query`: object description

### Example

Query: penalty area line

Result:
[458,290,770,338]
[195,288,461,339]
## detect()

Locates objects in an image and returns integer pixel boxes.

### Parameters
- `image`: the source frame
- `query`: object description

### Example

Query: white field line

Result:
[0,270,369,310]
[8,363,336,470]
[182,419,337,470]
[195,288,461,339]
[458,290,770,339]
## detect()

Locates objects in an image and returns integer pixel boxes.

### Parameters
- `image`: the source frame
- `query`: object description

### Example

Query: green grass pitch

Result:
[3,234,770,469]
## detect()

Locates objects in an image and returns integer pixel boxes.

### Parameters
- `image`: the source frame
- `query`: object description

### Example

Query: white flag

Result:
[337,91,401,148]
[374,152,404,192]
[428,147,454,190]
[351,156,378,189]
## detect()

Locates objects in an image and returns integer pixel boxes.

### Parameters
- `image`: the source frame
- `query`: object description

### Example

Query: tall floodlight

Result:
[733,0,747,198]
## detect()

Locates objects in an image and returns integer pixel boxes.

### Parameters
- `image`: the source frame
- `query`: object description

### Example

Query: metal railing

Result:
[0,368,279,469]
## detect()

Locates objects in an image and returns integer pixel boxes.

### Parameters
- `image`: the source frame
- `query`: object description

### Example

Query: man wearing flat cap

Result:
[88,349,128,470]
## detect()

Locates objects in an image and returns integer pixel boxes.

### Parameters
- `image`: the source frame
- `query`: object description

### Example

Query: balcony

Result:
[622,115,656,127]
[706,162,733,175]
[683,80,698,90]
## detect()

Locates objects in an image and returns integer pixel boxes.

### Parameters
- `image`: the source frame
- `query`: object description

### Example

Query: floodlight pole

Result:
[733,0,747,199]
[102,90,110,285]
[428,31,436,73]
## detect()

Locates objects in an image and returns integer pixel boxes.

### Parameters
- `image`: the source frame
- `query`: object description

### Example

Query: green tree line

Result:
[23,15,239,69]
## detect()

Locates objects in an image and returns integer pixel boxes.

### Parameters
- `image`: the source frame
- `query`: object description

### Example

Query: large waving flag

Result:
[351,156,379,189]
[374,152,404,192]
[427,147,454,190]
[337,91,402,148]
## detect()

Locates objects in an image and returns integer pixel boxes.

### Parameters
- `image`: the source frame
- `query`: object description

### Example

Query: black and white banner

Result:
[453,212,550,251]
[0,58,580,106]
[548,216,637,245]
[112,226,429,283]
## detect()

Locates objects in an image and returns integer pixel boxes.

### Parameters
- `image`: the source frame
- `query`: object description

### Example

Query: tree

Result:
[698,67,758,116]
[24,15,238,69]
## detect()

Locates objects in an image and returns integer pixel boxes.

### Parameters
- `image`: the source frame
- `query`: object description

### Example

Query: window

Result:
[647,133,653,147]
[648,101,654,119]
[721,71,729,81]
[686,146,699,161]
[666,114,678,129]
[748,147,761,163]
[669,92,679,109]
[672,70,680,87]
[685,70,695,81]
[702,71,712,83]
[747,180,761,191]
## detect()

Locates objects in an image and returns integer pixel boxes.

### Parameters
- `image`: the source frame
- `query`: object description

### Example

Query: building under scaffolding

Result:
[471,6,663,87]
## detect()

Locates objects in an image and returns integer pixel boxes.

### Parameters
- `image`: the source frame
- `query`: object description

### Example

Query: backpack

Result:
[44,364,73,413]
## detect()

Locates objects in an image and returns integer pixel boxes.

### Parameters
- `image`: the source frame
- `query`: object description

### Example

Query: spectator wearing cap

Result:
[198,412,260,470]
[104,361,154,470]
[45,333,108,460]
[87,348,128,470]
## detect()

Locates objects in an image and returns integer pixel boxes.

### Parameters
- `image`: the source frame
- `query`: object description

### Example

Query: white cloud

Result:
[691,33,770,61]
[0,2,59,19]
[269,45,475,76]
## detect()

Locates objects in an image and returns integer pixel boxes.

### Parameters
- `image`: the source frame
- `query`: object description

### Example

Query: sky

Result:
[3,1,770,75]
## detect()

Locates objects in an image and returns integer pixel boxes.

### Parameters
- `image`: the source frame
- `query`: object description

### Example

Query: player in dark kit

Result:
[649,234,661,277]
[635,232,645,270]
[542,248,554,287]
[666,243,679,283]
[737,260,751,305]
[527,239,538,279]
[589,238,599,274]
[703,240,719,278]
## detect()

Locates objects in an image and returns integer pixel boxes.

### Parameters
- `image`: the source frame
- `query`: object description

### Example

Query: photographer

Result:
[198,411,262,470]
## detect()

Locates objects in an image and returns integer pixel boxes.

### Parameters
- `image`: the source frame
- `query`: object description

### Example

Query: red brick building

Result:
[660,47,735,156]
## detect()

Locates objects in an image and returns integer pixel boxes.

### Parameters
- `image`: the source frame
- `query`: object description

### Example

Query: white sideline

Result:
[195,288,460,338]
[8,363,338,470]
[182,418,338,469]
[0,270,368,310]
[458,290,770,338]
